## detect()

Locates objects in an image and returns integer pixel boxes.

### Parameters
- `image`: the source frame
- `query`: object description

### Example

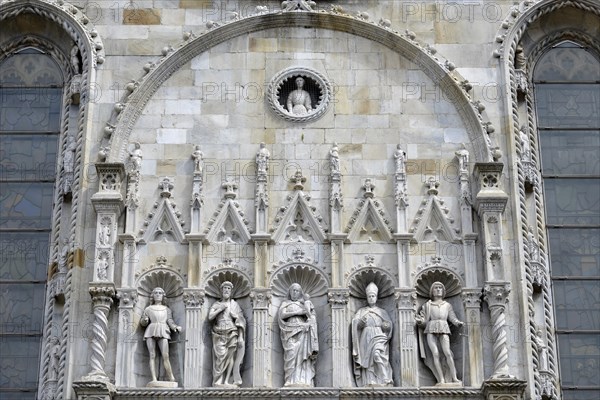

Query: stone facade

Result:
[1,1,598,399]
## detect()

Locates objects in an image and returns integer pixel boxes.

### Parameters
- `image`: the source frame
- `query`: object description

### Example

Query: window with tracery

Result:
[534,41,600,400]
[0,48,63,400]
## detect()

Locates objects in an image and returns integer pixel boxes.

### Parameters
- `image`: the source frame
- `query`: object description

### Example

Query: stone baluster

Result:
[328,289,352,387]
[395,288,418,387]
[183,289,205,388]
[115,288,137,387]
[250,288,272,387]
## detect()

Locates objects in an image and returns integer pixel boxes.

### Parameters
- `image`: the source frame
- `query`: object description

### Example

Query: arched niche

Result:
[347,267,396,299]
[204,269,252,300]
[105,11,492,163]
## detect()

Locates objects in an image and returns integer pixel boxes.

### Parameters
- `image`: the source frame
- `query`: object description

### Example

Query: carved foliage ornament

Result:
[268,67,332,123]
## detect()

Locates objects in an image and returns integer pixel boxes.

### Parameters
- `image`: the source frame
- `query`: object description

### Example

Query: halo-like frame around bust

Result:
[267,67,332,123]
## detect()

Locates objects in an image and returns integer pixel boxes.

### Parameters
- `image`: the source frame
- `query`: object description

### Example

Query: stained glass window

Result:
[535,41,600,400]
[0,47,62,398]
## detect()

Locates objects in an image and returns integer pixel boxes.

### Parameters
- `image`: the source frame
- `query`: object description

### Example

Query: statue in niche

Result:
[278,283,319,387]
[208,281,246,387]
[286,77,312,115]
[351,282,393,387]
[256,142,270,175]
[140,287,182,384]
[416,281,464,386]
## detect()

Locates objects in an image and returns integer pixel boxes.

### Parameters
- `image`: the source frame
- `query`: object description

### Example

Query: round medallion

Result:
[267,67,332,123]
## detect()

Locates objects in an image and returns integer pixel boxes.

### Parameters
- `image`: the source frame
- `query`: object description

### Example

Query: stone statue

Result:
[394,144,406,174]
[278,283,319,387]
[519,125,531,161]
[129,142,142,172]
[256,142,270,174]
[70,45,80,74]
[140,287,182,384]
[286,77,312,115]
[416,281,464,385]
[192,145,204,174]
[351,282,393,387]
[329,143,340,173]
[208,281,246,387]
[58,239,69,273]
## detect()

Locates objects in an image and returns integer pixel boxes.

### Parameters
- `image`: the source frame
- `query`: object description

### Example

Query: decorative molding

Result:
[410,178,461,242]
[346,180,394,243]
[267,66,332,123]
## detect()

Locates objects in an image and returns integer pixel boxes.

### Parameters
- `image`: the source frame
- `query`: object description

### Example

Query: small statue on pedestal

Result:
[140,287,182,387]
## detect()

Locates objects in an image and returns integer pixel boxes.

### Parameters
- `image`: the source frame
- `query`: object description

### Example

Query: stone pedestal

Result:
[482,378,527,400]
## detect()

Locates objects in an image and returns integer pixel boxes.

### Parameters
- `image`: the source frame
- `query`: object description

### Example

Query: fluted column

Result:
[328,289,352,387]
[115,288,137,387]
[395,288,418,387]
[250,288,272,387]
[484,282,513,379]
[462,289,484,386]
[183,289,205,388]
[84,284,115,381]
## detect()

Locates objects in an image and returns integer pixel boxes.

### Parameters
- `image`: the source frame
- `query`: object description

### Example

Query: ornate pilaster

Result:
[395,288,418,387]
[183,289,205,388]
[328,289,352,387]
[114,288,138,387]
[329,143,343,234]
[92,163,125,283]
[462,289,484,387]
[484,282,514,379]
[250,288,272,387]
[83,284,116,382]
[119,234,137,287]
[255,143,270,234]
[474,163,508,282]
[394,145,409,233]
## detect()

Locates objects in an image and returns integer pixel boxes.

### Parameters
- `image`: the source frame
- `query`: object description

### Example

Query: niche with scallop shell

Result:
[204,268,252,299]
[270,263,329,298]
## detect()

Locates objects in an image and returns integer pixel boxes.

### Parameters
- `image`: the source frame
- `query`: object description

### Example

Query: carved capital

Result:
[462,288,483,308]
[328,289,350,306]
[183,289,205,308]
[395,288,417,310]
[483,282,510,309]
[250,288,271,309]
[89,283,116,309]
[116,288,138,309]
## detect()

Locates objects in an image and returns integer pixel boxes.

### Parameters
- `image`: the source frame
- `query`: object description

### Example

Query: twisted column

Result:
[484,283,513,379]
[85,284,115,381]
